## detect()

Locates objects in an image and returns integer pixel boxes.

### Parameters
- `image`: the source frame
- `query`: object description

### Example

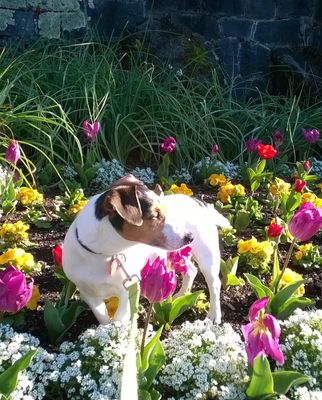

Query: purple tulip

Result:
[288,202,322,242]
[5,140,21,165]
[212,144,219,157]
[140,256,177,303]
[0,265,33,313]
[167,245,192,274]
[272,129,284,147]
[242,297,284,366]
[82,120,100,142]
[302,128,320,144]
[160,136,176,153]
[245,138,262,153]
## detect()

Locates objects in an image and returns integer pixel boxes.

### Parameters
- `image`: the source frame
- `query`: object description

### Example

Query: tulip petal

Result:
[246,332,264,366]
[263,314,281,339]
[261,331,284,365]
[248,297,269,321]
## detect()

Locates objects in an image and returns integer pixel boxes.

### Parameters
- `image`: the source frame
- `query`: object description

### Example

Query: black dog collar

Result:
[75,227,100,254]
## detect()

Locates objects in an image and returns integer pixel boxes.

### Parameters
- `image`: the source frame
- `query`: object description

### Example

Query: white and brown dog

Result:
[62,175,230,325]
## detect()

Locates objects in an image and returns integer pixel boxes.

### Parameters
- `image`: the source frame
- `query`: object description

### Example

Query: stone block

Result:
[145,0,177,10]
[276,0,315,18]
[255,19,303,46]
[38,11,61,38]
[14,10,37,38]
[239,42,271,78]
[203,0,244,16]
[0,0,27,9]
[215,37,240,78]
[61,11,86,32]
[219,17,254,40]
[174,14,220,39]
[0,9,15,31]
[244,0,275,19]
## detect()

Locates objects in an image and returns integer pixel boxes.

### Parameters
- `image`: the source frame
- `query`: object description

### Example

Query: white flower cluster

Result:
[0,324,54,400]
[156,319,248,400]
[131,167,155,185]
[279,308,322,399]
[91,159,125,189]
[61,165,78,181]
[193,157,241,181]
[46,322,131,399]
[172,167,193,183]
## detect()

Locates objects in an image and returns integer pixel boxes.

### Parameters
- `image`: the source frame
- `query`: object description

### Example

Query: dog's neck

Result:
[74,194,138,256]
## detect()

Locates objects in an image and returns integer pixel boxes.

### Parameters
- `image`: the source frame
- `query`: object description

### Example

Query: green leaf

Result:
[272,371,310,395]
[256,159,266,174]
[276,297,315,320]
[169,290,203,324]
[269,280,305,315]
[234,210,251,231]
[225,274,244,287]
[43,300,65,343]
[271,249,281,291]
[140,327,163,372]
[244,274,273,299]
[0,349,37,397]
[246,355,274,399]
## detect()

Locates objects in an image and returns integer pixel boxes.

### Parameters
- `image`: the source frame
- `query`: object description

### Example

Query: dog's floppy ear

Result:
[105,185,143,226]
[109,174,143,188]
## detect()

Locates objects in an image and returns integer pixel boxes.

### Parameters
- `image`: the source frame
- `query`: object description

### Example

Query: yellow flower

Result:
[301,192,316,204]
[208,174,229,187]
[0,248,34,269]
[314,197,322,208]
[67,199,88,217]
[238,237,259,254]
[295,251,303,260]
[217,182,245,204]
[298,243,313,253]
[279,268,305,296]
[268,178,291,198]
[104,296,119,319]
[169,183,193,196]
[234,184,246,197]
[26,285,41,310]
[16,187,43,206]
[0,221,29,242]
[194,292,209,313]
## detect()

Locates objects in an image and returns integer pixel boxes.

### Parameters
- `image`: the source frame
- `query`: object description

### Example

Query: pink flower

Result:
[288,202,322,242]
[82,120,100,142]
[0,265,33,313]
[167,245,192,274]
[140,256,177,303]
[272,129,284,147]
[211,144,219,157]
[293,178,306,193]
[302,128,320,144]
[303,160,310,172]
[52,243,63,267]
[161,136,176,153]
[242,297,284,366]
[5,140,21,165]
[245,139,262,153]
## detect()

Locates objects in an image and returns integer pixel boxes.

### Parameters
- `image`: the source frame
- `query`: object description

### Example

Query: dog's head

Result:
[95,174,193,250]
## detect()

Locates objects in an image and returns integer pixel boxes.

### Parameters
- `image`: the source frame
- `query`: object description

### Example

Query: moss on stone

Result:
[0,0,27,9]
[0,9,15,31]
[38,12,60,38]
[61,11,86,32]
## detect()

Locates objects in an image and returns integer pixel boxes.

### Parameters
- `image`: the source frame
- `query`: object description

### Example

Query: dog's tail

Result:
[207,204,232,229]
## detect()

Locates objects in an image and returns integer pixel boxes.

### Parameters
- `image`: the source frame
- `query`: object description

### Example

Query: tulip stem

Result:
[140,303,153,359]
[274,238,296,294]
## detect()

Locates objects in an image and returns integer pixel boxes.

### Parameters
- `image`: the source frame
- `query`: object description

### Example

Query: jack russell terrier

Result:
[62,175,231,325]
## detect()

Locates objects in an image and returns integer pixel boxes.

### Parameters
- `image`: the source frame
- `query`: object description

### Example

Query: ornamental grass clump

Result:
[156,319,248,400]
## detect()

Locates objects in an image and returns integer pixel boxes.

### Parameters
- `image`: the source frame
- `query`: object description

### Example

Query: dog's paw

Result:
[206,311,222,324]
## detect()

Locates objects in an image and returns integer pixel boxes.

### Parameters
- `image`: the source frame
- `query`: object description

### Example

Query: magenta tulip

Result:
[160,136,176,153]
[140,256,177,303]
[82,120,100,142]
[242,297,284,366]
[272,129,284,147]
[288,202,322,242]
[5,140,21,165]
[302,128,320,144]
[303,160,310,172]
[245,138,262,153]
[0,265,33,313]
[167,245,192,274]
[211,144,219,157]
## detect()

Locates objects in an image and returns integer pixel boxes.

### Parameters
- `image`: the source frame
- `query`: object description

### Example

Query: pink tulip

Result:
[272,129,284,147]
[245,138,262,153]
[242,297,284,366]
[0,265,33,313]
[302,128,320,144]
[140,256,177,303]
[211,144,219,157]
[82,120,100,142]
[52,243,63,267]
[160,136,176,153]
[288,202,322,242]
[167,245,192,274]
[5,140,21,165]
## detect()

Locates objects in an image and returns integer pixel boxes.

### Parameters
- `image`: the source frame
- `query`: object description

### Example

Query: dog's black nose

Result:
[184,232,194,244]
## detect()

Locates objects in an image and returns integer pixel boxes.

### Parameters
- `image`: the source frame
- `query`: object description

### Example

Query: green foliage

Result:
[220,256,244,288]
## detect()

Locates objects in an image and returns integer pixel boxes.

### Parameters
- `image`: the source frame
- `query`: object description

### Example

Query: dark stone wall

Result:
[1,0,322,91]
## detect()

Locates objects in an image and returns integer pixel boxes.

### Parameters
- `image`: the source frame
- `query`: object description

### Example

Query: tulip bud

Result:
[211,144,219,157]
[272,129,284,147]
[303,160,310,172]
[268,223,284,238]
[294,178,306,193]
[161,136,176,153]
[288,202,322,242]
[5,140,21,165]
[82,120,100,142]
[52,243,63,267]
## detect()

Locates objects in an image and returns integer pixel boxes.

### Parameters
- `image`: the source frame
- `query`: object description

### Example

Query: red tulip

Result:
[82,120,100,142]
[140,256,177,303]
[242,297,284,366]
[303,160,310,172]
[294,178,306,193]
[0,265,33,313]
[52,243,63,267]
[160,136,176,153]
[5,140,21,165]
[288,202,322,242]
[268,223,283,238]
[257,144,277,160]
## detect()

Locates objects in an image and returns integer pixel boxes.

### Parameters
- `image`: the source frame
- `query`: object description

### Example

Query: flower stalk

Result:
[273,238,296,294]
[140,302,153,358]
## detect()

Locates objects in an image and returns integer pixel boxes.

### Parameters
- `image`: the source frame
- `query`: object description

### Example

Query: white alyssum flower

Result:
[91,159,125,189]
[156,319,248,399]
[279,308,322,398]
[131,167,155,185]
[193,157,241,181]
[60,165,78,181]
[0,324,54,400]
[172,167,192,183]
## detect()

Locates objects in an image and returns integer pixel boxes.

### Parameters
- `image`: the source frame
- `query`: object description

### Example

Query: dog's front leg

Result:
[80,290,111,325]
[112,292,131,323]
[173,262,198,299]
[202,269,222,324]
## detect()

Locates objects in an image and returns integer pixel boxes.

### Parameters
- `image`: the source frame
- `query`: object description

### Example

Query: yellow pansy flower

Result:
[0,221,29,242]
[314,197,322,208]
[169,183,193,196]
[217,182,245,204]
[208,174,229,187]
[301,192,316,204]
[295,251,303,260]
[67,200,88,217]
[279,268,305,296]
[0,248,35,269]
[268,178,291,198]
[26,285,41,310]
[16,187,43,206]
